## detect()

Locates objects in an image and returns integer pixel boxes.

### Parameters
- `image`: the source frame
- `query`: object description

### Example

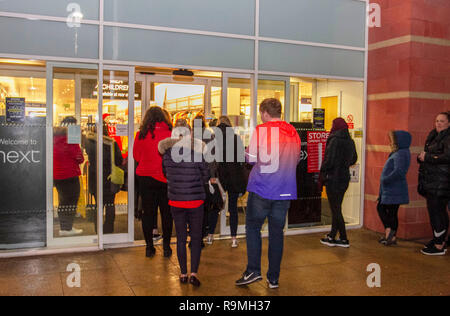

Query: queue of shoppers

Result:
[53,103,449,289]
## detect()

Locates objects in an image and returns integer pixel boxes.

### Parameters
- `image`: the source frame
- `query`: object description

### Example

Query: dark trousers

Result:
[93,193,116,234]
[139,176,173,250]
[171,205,204,275]
[208,192,240,237]
[326,185,349,241]
[377,203,400,232]
[426,195,449,245]
[54,177,80,231]
[245,192,290,283]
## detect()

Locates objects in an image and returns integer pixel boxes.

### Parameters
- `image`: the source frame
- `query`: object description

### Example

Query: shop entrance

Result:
[135,71,256,240]
[46,63,137,248]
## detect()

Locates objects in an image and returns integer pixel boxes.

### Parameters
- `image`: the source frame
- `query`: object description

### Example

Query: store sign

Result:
[6,97,25,123]
[81,79,141,100]
[0,119,46,248]
[307,131,330,173]
[313,109,325,129]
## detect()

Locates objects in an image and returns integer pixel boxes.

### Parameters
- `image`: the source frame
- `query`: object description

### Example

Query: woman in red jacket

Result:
[134,107,173,258]
[53,116,84,237]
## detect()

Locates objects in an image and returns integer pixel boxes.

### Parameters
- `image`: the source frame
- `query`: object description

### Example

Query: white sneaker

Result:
[206,235,214,245]
[231,239,238,248]
[59,228,83,237]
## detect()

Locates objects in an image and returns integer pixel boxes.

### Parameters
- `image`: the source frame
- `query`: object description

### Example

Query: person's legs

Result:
[427,196,449,246]
[228,192,240,238]
[326,187,348,241]
[158,186,173,252]
[139,177,157,249]
[267,200,290,283]
[55,178,80,231]
[245,192,270,276]
[188,205,205,274]
[207,210,219,235]
[377,203,390,230]
[171,206,188,275]
[103,194,116,234]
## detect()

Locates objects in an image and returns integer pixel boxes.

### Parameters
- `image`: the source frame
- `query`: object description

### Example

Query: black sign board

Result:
[288,122,323,226]
[313,108,325,129]
[0,117,46,249]
[6,97,25,123]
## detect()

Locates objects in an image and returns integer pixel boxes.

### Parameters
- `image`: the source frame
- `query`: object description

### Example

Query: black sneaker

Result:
[421,245,447,256]
[235,271,263,286]
[335,239,350,248]
[320,235,336,247]
[424,239,435,249]
[153,234,162,242]
[267,279,279,289]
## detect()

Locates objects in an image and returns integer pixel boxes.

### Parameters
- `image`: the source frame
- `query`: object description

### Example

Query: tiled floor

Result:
[0,229,448,296]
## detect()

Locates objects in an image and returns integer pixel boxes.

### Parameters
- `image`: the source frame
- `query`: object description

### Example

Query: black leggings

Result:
[326,186,348,241]
[377,203,400,232]
[138,176,173,250]
[426,196,449,245]
[93,193,117,235]
[171,205,204,275]
[54,177,80,231]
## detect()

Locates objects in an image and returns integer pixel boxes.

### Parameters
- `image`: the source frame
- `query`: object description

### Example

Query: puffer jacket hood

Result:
[393,131,412,150]
[158,135,205,156]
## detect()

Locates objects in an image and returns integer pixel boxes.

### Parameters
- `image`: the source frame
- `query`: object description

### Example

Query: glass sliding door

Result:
[220,73,254,237]
[47,63,99,248]
[101,66,137,244]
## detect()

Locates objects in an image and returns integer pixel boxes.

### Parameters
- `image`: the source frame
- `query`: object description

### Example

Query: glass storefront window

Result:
[0,68,47,250]
[288,77,364,230]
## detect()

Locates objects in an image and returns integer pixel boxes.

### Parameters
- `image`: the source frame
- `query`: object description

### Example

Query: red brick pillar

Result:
[365,0,450,239]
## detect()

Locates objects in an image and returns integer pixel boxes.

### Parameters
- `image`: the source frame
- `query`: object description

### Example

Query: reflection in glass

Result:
[52,68,98,243]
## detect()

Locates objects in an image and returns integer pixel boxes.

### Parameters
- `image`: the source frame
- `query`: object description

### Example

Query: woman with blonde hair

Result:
[208,115,247,247]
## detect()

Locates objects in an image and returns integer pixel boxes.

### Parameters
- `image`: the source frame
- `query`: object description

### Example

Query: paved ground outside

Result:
[0,229,448,296]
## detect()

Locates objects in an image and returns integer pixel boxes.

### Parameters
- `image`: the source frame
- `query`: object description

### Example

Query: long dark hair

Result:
[139,106,172,140]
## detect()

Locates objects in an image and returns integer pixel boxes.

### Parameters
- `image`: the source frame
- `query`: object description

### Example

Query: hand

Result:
[418,152,426,162]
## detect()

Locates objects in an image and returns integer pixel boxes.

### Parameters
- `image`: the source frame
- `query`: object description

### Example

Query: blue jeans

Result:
[245,192,291,283]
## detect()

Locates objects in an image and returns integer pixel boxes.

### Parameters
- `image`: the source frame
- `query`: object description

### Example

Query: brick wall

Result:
[365,0,450,239]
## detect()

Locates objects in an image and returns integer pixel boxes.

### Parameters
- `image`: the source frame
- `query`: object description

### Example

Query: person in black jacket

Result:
[320,118,358,248]
[158,121,210,287]
[418,112,450,256]
[207,116,247,247]
[85,123,123,234]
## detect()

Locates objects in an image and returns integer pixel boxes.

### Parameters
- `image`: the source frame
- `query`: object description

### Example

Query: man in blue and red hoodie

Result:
[236,98,301,289]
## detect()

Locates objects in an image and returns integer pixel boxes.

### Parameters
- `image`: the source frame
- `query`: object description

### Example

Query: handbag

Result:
[108,142,124,186]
